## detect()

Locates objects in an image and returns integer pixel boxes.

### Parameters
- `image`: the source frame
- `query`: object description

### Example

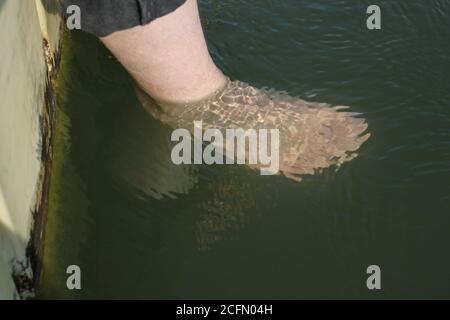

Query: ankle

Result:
[136,67,228,105]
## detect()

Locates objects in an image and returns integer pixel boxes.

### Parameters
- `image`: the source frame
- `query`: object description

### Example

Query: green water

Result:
[38,0,450,299]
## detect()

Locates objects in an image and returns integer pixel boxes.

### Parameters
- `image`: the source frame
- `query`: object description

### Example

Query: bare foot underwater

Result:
[136,80,370,181]
[65,0,370,181]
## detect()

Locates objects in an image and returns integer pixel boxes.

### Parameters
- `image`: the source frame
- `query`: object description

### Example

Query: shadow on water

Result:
[5,0,255,300]
[38,0,450,299]
[37,30,267,299]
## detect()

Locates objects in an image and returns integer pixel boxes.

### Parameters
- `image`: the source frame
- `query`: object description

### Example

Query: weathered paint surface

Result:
[0,0,61,299]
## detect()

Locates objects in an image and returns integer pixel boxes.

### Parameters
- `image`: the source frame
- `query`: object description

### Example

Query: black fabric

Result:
[60,0,187,37]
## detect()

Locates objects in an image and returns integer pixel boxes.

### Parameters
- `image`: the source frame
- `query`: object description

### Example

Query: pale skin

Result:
[101,0,370,181]
[101,0,226,104]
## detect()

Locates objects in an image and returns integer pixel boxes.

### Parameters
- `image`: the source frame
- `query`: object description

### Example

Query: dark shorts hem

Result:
[61,0,187,37]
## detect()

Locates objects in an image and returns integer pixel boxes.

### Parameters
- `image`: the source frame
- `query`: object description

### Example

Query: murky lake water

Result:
[38,0,450,299]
